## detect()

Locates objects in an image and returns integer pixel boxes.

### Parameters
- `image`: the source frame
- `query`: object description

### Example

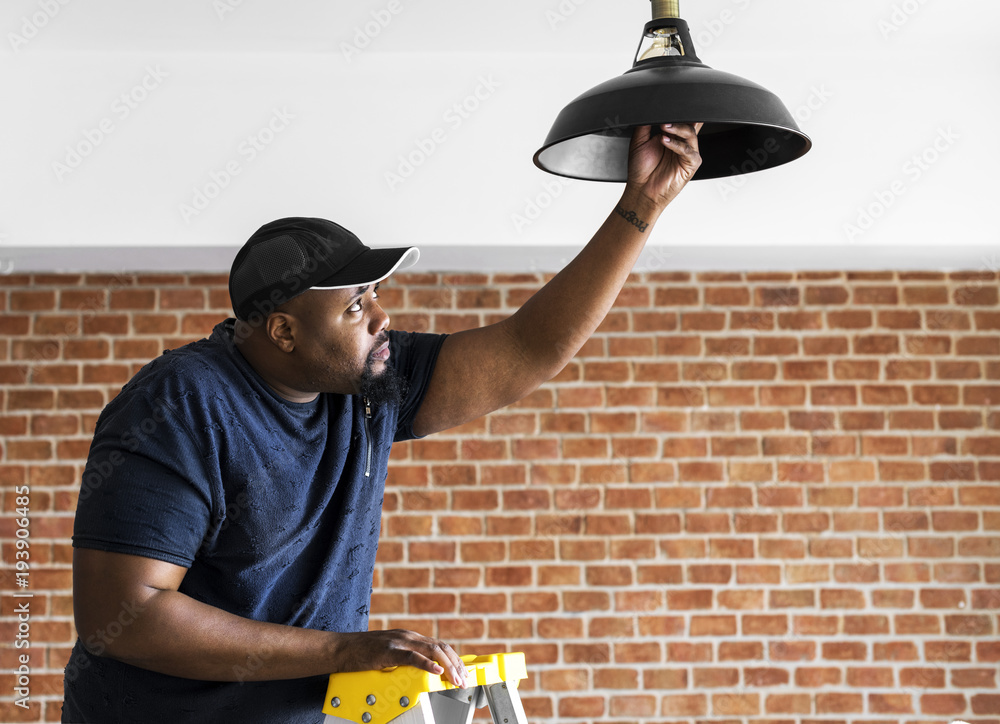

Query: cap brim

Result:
[309,246,419,291]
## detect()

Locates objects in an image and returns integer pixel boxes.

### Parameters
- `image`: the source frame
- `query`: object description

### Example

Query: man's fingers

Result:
[660,122,702,162]
[624,120,703,202]
[662,122,700,147]
[409,637,467,687]
[404,649,456,689]
[335,629,470,687]
[662,133,698,159]
[429,641,467,687]
[664,122,699,137]
[632,124,653,148]
[411,651,444,675]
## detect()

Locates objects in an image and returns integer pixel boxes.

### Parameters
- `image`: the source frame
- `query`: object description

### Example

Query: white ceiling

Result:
[2,0,998,271]
[5,0,994,55]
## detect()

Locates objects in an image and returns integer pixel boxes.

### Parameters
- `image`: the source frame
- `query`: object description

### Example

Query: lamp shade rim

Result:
[536,118,813,150]
[533,120,812,182]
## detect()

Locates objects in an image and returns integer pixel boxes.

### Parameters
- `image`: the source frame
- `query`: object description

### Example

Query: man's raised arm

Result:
[413,122,703,437]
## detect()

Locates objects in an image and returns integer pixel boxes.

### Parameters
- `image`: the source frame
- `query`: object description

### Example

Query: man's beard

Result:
[359,351,406,407]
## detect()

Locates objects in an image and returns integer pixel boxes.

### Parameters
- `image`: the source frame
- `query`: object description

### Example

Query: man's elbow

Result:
[75,596,152,662]
[502,316,578,386]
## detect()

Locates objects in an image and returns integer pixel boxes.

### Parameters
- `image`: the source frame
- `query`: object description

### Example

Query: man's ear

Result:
[265,312,296,353]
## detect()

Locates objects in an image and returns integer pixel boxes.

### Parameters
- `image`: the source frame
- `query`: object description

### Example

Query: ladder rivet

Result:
[400,696,410,707]
[331,697,341,708]
[367,694,377,706]
[362,713,372,723]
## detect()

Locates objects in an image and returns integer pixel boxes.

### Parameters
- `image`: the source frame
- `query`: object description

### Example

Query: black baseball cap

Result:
[229,217,419,321]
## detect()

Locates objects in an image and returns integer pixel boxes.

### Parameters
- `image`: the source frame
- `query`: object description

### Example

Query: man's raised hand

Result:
[626,122,704,209]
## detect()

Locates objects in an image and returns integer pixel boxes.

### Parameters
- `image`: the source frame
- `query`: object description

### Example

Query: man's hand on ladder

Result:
[331,629,469,688]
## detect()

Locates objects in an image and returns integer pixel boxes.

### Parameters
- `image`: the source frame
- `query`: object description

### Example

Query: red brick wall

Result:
[1,269,999,723]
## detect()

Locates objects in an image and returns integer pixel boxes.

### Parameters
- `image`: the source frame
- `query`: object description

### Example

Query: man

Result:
[63,122,702,722]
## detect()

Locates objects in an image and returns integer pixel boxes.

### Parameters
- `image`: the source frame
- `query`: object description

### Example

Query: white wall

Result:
[1,0,997,271]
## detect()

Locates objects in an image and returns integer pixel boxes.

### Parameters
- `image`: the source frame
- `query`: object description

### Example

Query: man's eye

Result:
[348,300,362,313]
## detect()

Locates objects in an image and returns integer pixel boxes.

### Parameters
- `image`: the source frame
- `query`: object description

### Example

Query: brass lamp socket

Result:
[651,0,680,19]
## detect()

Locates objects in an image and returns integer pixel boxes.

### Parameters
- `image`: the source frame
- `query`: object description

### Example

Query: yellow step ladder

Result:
[322,652,528,724]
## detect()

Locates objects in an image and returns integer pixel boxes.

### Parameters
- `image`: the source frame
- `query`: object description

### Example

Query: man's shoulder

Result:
[115,325,238,410]
[387,329,448,365]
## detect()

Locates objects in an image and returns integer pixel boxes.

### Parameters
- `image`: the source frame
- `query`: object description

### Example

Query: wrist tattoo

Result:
[615,205,649,233]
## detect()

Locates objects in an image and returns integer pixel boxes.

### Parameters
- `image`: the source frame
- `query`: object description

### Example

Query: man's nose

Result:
[370,302,389,334]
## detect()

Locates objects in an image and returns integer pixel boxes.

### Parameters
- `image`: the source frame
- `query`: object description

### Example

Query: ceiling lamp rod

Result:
[533,0,811,182]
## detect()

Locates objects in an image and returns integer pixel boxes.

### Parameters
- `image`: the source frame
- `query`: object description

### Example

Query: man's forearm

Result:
[75,548,469,685]
[87,588,343,682]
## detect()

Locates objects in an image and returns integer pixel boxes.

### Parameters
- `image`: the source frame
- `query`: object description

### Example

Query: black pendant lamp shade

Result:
[534,2,811,182]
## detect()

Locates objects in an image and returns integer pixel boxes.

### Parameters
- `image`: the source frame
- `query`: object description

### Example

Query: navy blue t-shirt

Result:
[63,320,446,724]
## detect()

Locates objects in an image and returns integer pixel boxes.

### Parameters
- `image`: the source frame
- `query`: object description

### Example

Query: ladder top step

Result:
[323,651,527,724]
